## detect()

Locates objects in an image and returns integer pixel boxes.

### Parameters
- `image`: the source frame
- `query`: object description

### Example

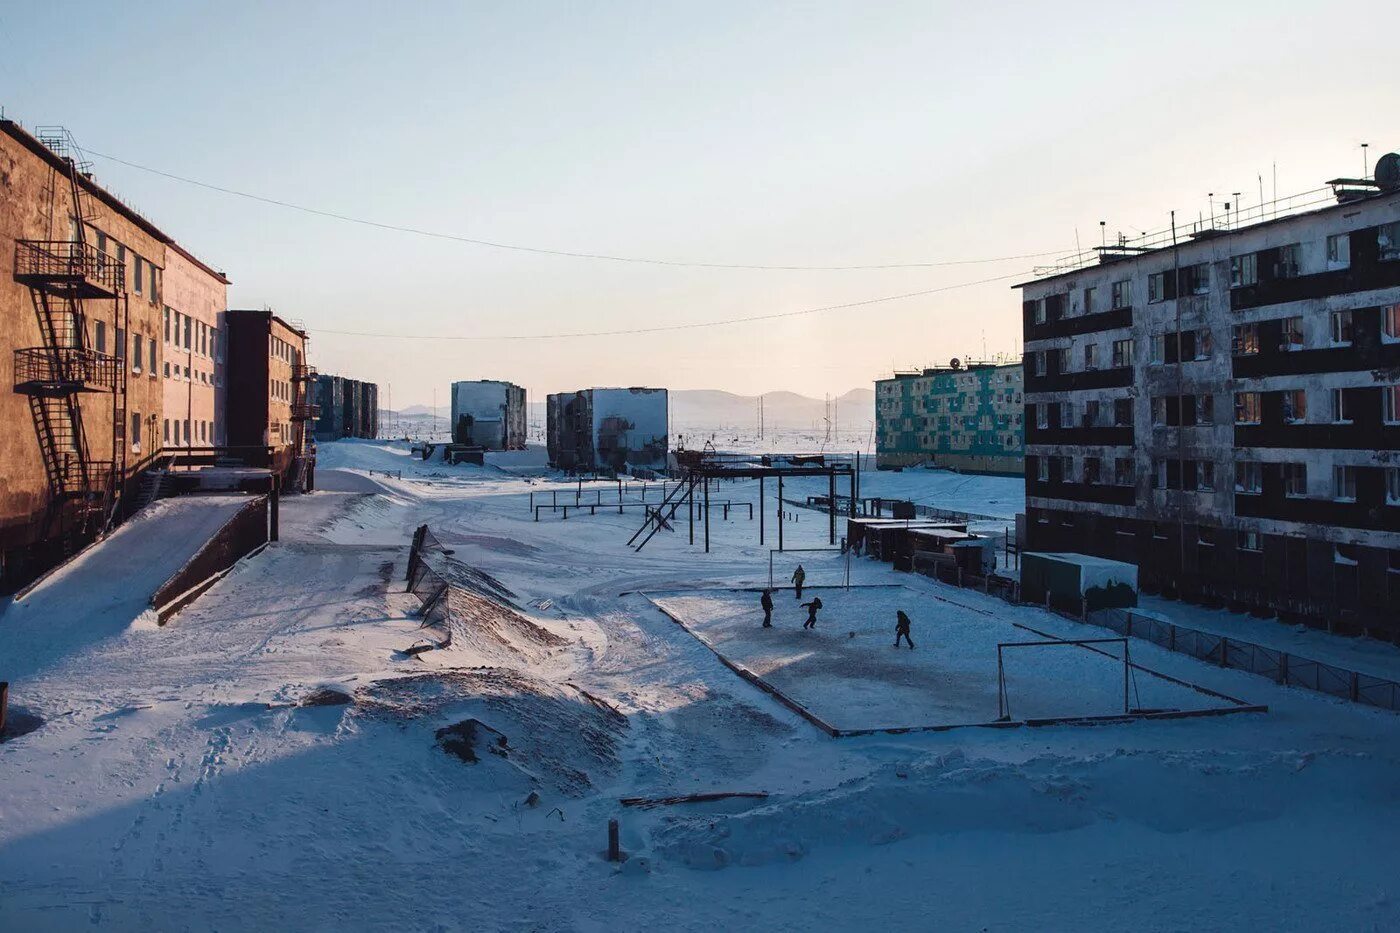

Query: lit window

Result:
[1327,233,1351,267]
[1234,392,1261,424]
[1232,323,1260,355]
[1230,253,1258,287]
[1334,465,1357,501]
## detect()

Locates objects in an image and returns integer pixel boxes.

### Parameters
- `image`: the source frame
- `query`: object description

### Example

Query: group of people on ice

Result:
[759,564,915,648]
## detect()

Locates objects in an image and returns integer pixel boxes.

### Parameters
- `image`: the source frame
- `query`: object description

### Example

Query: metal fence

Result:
[1090,608,1400,712]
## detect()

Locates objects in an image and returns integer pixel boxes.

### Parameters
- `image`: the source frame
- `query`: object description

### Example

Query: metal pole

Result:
[704,474,711,553]
[828,469,836,544]
[777,475,784,552]
[688,475,694,545]
[759,476,765,545]
[269,478,279,542]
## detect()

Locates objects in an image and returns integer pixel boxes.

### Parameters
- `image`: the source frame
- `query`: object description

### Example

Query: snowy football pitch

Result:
[649,585,1239,732]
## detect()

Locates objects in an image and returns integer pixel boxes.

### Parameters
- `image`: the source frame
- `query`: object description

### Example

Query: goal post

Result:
[996,637,1135,722]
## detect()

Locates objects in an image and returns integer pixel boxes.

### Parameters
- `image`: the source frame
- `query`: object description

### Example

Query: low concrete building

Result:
[450,380,525,449]
[875,360,1023,474]
[546,387,668,472]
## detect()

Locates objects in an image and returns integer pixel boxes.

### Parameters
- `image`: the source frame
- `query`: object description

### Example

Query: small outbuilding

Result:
[1020,552,1138,613]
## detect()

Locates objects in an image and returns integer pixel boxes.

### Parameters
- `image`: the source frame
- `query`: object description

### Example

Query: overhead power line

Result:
[84,147,1066,271]
[307,268,1031,341]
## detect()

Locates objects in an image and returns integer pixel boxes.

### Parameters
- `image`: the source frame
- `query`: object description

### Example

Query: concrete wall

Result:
[547,387,668,471]
[450,380,525,449]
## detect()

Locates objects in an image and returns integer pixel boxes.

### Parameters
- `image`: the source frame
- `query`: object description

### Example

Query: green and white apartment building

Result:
[875,361,1024,475]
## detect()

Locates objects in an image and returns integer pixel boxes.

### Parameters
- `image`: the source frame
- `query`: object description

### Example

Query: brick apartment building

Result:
[0,118,314,587]
[225,309,316,488]
[162,243,229,450]
[1018,161,1400,636]
[875,360,1023,475]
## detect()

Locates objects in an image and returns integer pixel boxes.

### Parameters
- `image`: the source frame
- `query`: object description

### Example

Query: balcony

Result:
[290,402,322,421]
[53,456,115,499]
[14,240,125,298]
[292,363,318,382]
[14,346,119,395]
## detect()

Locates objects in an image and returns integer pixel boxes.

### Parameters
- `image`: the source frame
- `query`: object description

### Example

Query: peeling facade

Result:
[546,387,668,472]
[875,361,1023,474]
[1019,183,1400,636]
[449,380,525,449]
[313,374,378,441]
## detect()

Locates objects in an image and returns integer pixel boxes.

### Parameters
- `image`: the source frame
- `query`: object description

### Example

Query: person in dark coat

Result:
[801,597,823,629]
[792,565,806,600]
[894,610,915,649]
[760,589,775,627]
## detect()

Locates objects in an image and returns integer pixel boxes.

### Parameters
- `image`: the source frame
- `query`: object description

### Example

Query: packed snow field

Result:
[2,440,1398,931]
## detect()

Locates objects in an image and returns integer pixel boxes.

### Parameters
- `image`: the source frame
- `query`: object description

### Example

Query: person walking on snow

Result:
[792,564,806,600]
[760,589,775,627]
[801,596,823,629]
[894,610,915,649]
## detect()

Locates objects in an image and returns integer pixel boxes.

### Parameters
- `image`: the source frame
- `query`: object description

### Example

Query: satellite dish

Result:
[949,357,962,370]
[1376,152,1400,191]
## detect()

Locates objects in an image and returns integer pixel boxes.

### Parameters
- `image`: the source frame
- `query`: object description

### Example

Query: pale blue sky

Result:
[3,1,1398,407]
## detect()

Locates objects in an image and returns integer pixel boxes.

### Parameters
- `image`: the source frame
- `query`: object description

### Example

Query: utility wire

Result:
[83,147,1066,271]
[307,268,1031,341]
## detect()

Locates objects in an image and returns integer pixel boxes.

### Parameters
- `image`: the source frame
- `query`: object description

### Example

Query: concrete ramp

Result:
[1,495,249,683]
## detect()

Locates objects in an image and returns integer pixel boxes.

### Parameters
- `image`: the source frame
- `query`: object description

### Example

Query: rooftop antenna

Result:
[1232,192,1241,228]
[1362,142,1370,179]
[1099,221,1106,247]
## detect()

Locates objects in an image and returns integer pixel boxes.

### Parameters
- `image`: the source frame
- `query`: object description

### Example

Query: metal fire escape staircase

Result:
[289,360,319,492]
[627,474,698,551]
[12,128,127,541]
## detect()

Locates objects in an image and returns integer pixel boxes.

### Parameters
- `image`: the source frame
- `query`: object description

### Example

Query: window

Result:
[133,256,144,295]
[1115,457,1135,486]
[1114,397,1133,426]
[1059,456,1074,481]
[1153,458,1173,490]
[1385,385,1400,424]
[1110,279,1132,309]
[164,307,171,343]
[163,419,170,443]
[130,412,141,451]
[1275,244,1300,279]
[1195,394,1214,424]
[1279,316,1304,351]
[1111,338,1133,367]
[1327,233,1351,267]
[1033,351,1046,376]
[115,328,126,360]
[1183,263,1209,295]
[1230,253,1258,287]
[1234,392,1261,424]
[1239,530,1261,551]
[1035,404,1048,429]
[1282,389,1307,423]
[184,316,192,348]
[1083,344,1097,370]
[1232,323,1259,355]
[1194,329,1213,360]
[1148,272,1167,303]
[1387,468,1400,505]
[1383,305,1400,341]
[1052,348,1069,374]
[1083,399,1100,427]
[1379,222,1400,261]
[1189,460,1213,490]
[1334,465,1357,501]
[1150,334,1166,364]
[149,264,158,303]
[1331,310,1353,345]
[1037,457,1049,482]
[132,334,143,372]
[1083,286,1097,314]
[1151,396,1167,426]
[1283,463,1307,498]
[95,320,107,354]
[1235,461,1262,494]
[148,340,156,374]
[164,362,170,378]
[1332,388,1353,424]
[1059,400,1074,426]
[1083,457,1101,485]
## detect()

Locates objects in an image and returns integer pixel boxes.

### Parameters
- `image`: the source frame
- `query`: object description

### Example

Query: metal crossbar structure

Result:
[630,449,862,554]
[996,637,1137,722]
[1090,608,1400,712]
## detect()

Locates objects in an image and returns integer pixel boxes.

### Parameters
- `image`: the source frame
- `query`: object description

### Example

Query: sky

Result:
[3,0,1399,407]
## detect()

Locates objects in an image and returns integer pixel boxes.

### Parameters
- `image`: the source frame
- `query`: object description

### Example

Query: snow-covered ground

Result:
[2,438,1398,931]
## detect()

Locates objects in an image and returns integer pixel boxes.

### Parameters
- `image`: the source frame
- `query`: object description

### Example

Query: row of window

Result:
[1030,339,1135,375]
[164,307,221,360]
[91,229,159,304]
[1035,454,1400,504]
[1030,223,1400,319]
[271,335,299,365]
[1032,385,1400,430]
[1230,385,1400,425]
[1234,305,1400,354]
[163,418,217,446]
[91,321,158,375]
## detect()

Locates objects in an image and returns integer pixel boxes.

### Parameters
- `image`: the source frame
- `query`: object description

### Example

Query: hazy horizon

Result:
[3,1,1398,404]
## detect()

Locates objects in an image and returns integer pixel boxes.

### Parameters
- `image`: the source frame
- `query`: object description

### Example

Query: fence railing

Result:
[1089,608,1400,712]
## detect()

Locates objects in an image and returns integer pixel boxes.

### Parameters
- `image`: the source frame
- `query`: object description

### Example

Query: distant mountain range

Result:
[381,388,873,428]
